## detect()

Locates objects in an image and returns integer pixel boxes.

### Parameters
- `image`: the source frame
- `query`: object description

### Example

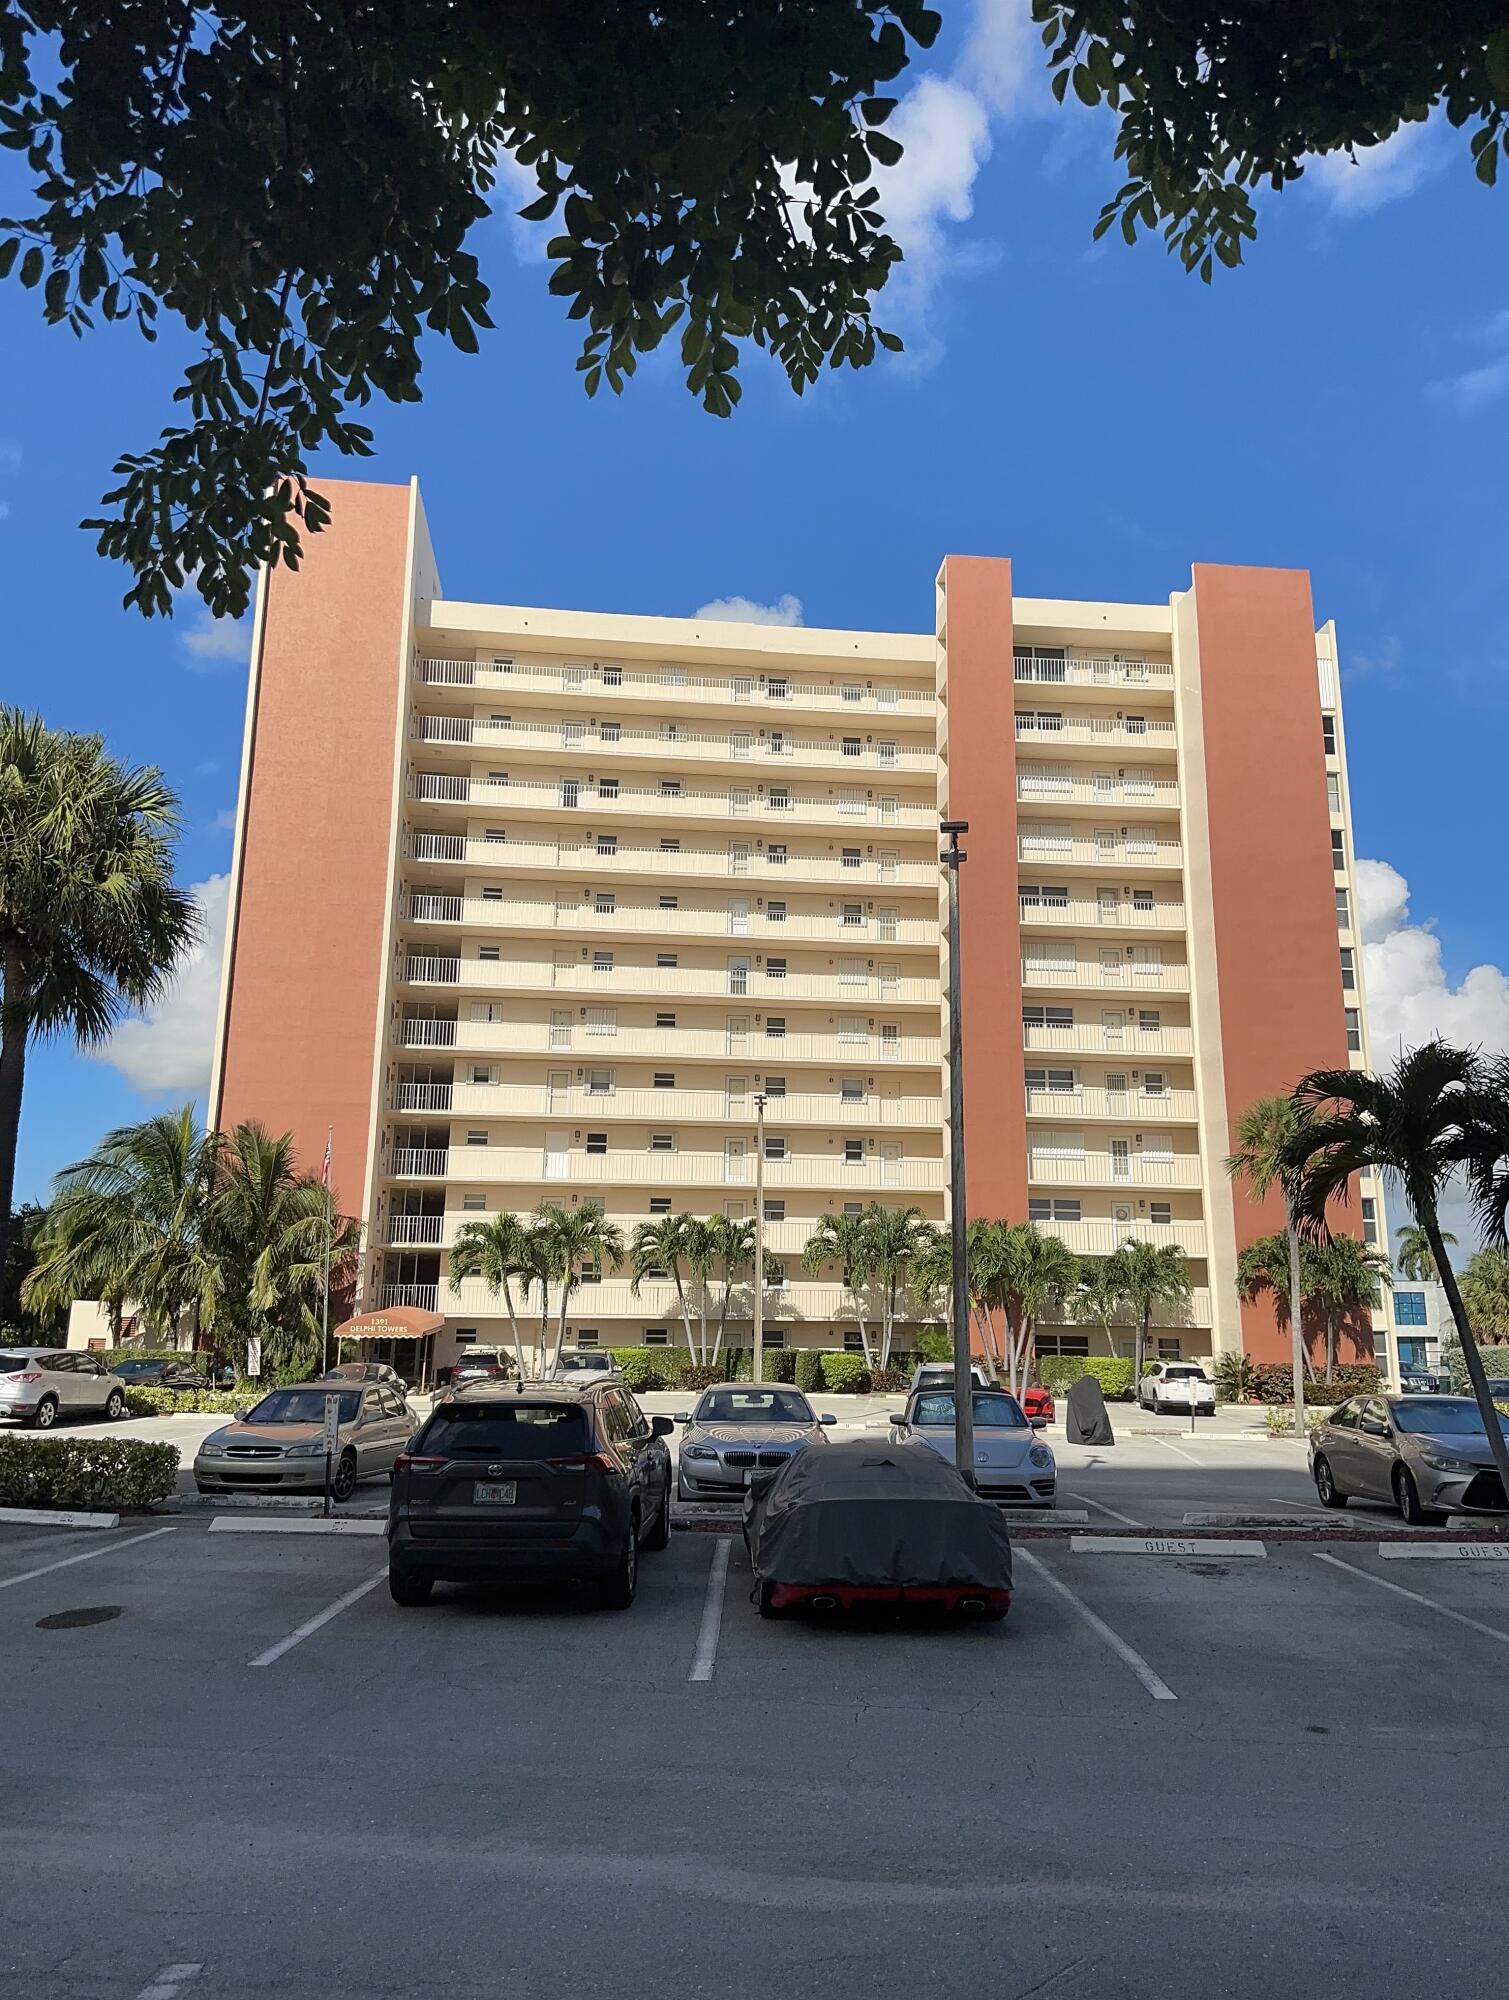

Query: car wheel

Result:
[1394,1464,1427,1526]
[1312,1455,1348,1508]
[640,1474,671,1552]
[104,1389,126,1421]
[31,1396,58,1430]
[331,1450,359,1503]
[599,1516,639,1610]
[388,1569,433,1608]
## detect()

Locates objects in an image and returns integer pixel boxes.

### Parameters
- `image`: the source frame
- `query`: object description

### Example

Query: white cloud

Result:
[179,609,251,667]
[94,873,230,1096]
[692,594,804,627]
[497,150,550,264]
[211,806,237,834]
[1431,350,1509,413]
[1356,857,1509,1060]
[1309,122,1441,214]
[0,502,9,523]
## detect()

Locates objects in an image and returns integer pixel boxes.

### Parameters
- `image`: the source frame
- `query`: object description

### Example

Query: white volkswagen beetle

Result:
[1138,1361,1216,1414]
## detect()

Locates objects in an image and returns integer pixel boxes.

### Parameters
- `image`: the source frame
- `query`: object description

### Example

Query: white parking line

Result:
[688,1537,732,1683]
[209,1516,386,1537]
[1146,1436,1204,1466]
[1265,1496,1330,1512]
[1063,1488,1146,1529]
[1313,1551,1509,1649]
[0,1524,176,1593]
[248,1568,388,1667]
[1014,1546,1177,1701]
[138,1965,201,2000]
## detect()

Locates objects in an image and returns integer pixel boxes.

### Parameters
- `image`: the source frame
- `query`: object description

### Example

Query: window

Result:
[593,950,613,972]
[1336,888,1351,930]
[842,736,861,758]
[599,777,619,799]
[649,1197,672,1216]
[595,892,615,915]
[1019,884,1069,909]
[558,778,580,809]
[586,1068,614,1095]
[841,903,863,927]
[1132,888,1154,913]
[596,834,617,856]
[655,1011,676,1028]
[1331,829,1346,873]
[764,1135,787,1161]
[656,952,678,968]
[650,1133,675,1153]
[843,1138,864,1163]
[766,1017,786,1039]
[766,1261,788,1289]
[1345,1007,1361,1052]
[1157,1338,1182,1361]
[659,895,678,911]
[1037,1334,1090,1358]
[1396,1290,1427,1326]
[600,720,620,743]
[842,1201,864,1217]
[660,837,680,853]
[1024,1067,1076,1093]
[841,848,861,869]
[839,790,864,817]
[844,1330,866,1352]
[879,741,896,767]
[763,1199,785,1222]
[766,956,787,979]
[838,1015,865,1042]
[768,901,787,922]
[579,1260,601,1287]
[1340,946,1356,990]
[1327,773,1341,815]
[660,721,678,741]
[575,1330,600,1347]
[653,1071,675,1089]
[644,1327,670,1346]
[838,957,865,987]
[600,664,622,686]
[764,1075,786,1097]
[1022,1005,1074,1029]
[462,1194,486,1212]
[1322,714,1337,757]
[1137,1010,1160,1032]
[769,787,790,811]
[1027,1197,1080,1222]
[485,828,507,843]
[481,886,503,903]
[1361,1195,1378,1245]
[768,678,789,701]
[586,1132,608,1155]
[762,1328,787,1349]
[479,946,500,963]
[841,683,863,704]
[586,1007,617,1036]
[1149,1202,1172,1226]
[659,778,681,799]
[1142,1071,1166,1095]
[769,844,787,866]
[840,1077,864,1103]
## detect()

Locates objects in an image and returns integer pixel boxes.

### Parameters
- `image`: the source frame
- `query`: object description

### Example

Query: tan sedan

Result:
[194,1383,417,1502]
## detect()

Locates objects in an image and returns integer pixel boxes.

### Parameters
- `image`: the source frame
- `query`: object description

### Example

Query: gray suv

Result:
[387,1379,674,1609]
[0,1349,127,1427]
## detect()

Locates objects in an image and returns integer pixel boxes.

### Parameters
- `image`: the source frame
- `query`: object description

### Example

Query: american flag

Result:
[321,1127,332,1190]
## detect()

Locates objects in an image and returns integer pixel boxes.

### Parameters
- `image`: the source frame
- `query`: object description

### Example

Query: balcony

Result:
[401,893,939,951]
[439,1276,932,1324]
[1020,959,1190,995]
[388,1148,450,1178]
[393,1081,454,1112]
[1037,1287,1213,1329]
[1017,829,1183,873]
[399,1018,458,1049]
[385,1214,934,1260]
[402,1018,943,1067]
[387,1214,445,1246]
[1023,1023,1194,1057]
[1012,654,1174,691]
[449,1083,943,1129]
[1017,768,1180,813]
[414,654,934,716]
[400,955,938,1007]
[1040,1217,1207,1258]
[1014,713,1177,753]
[409,770,935,833]
[1018,896,1186,934]
[404,829,937,890]
[412,712,934,777]
[381,1282,440,1311]
[1025,1086,1197,1123]
[405,1147,944,1192]
[1027,1154,1203,1190]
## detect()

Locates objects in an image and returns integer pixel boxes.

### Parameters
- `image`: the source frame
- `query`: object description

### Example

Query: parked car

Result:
[387,1379,674,1608]
[194,1382,417,1501]
[745,1436,1014,1620]
[1138,1362,1216,1415]
[320,1360,411,1399]
[1019,1385,1055,1423]
[112,1357,221,1391]
[0,1349,128,1427]
[1310,1395,1509,1524]
[893,1386,1056,1507]
[908,1362,988,1394]
[448,1349,512,1388]
[674,1385,835,1502]
[552,1350,620,1380]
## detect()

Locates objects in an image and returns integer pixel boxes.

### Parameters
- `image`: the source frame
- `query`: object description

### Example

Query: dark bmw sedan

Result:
[1310,1394,1509,1524]
[674,1385,836,1502]
[387,1380,674,1610]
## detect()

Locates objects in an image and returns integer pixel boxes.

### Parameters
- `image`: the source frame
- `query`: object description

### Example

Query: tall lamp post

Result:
[753,1090,767,1385]
[941,820,975,1491]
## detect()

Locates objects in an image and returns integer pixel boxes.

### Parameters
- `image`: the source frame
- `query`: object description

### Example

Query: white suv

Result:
[1139,1361,1215,1414]
[0,1349,129,1428]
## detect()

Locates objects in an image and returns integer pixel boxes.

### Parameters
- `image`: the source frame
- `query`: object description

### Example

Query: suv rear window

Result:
[0,1353,35,1374]
[421,1404,589,1458]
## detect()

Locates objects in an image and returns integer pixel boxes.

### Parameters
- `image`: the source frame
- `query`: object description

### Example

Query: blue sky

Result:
[2,1,1506,1230]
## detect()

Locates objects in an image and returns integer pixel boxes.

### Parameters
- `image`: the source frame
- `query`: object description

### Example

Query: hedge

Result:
[125,1388,246,1417]
[820,1353,868,1393]
[0,1437,180,1510]
[914,1328,953,1364]
[1038,1356,1136,1401]
[1250,1361,1380,1404]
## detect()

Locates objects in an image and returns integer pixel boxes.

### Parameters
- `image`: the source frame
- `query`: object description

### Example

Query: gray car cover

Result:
[1065,1374,1115,1446]
[743,1438,1013,1591]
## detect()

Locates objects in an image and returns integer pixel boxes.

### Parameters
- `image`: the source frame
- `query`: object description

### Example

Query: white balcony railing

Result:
[381,1282,440,1311]
[399,1148,943,1192]
[388,1148,450,1177]
[1036,1287,1213,1329]
[450,1084,943,1128]
[400,894,938,950]
[410,770,935,831]
[403,830,937,890]
[1020,960,1190,994]
[438,1020,942,1067]
[401,956,936,1006]
[387,1214,445,1246]
[393,1082,454,1112]
[413,712,934,774]
[1013,654,1174,690]
[1018,897,1186,931]
[1027,1154,1203,1190]
[1017,769,1180,811]
[1041,1217,1207,1258]
[400,1018,458,1048]
[415,654,935,714]
[1014,714,1177,750]
[440,1276,934,1324]
[1017,829,1183,871]
[1024,1086,1197,1124]
[1023,1023,1194,1057]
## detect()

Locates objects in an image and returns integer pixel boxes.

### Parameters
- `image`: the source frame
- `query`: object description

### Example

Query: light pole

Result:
[753,1091,767,1384]
[941,819,975,1492]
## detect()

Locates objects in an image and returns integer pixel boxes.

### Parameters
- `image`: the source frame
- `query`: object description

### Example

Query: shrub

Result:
[869,1366,907,1394]
[1265,1405,1325,1436]
[125,1388,245,1417]
[820,1353,869,1393]
[1037,1356,1136,1401]
[1212,1353,1257,1403]
[0,1437,179,1510]
[1249,1361,1380,1405]
[760,1349,798,1384]
[794,1349,824,1393]
[914,1329,953,1363]
[681,1363,726,1392]
[609,1346,689,1391]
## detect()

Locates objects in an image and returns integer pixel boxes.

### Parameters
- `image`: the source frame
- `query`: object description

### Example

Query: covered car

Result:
[743,1437,1013,1619]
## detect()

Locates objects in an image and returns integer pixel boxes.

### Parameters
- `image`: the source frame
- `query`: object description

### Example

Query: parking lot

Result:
[6,1485,1509,2000]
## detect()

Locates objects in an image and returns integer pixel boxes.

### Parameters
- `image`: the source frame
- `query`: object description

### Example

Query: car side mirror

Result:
[820,1414,838,1426]
[1029,1417,1048,1431]
[890,1415,909,1429]
[234,1410,250,1423]
[1362,1419,1388,1437]
[651,1416,675,1436]
[672,1411,691,1424]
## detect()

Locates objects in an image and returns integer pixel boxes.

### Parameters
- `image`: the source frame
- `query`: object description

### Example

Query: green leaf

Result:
[1072,64,1098,107]
[865,130,904,168]
[876,327,904,352]
[517,190,557,222]
[860,98,897,126]
[19,245,43,288]
[1051,67,1070,104]
[1487,29,1509,101]
[0,237,17,279]
[1476,139,1499,186]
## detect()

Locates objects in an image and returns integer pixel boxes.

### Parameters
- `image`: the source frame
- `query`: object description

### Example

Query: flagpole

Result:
[321,1124,333,1376]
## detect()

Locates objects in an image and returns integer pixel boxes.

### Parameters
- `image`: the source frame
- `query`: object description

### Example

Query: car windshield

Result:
[244,1389,361,1426]
[695,1389,814,1425]
[912,1391,1028,1429]
[1393,1399,1509,1436]
[421,1404,588,1458]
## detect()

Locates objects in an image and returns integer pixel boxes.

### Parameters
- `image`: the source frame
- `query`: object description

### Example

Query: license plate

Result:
[473,1481,516,1505]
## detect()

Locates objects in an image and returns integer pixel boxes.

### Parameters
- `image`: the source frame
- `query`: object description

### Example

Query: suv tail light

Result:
[545,1452,617,1474]
[6,1371,42,1384]
[394,1454,447,1473]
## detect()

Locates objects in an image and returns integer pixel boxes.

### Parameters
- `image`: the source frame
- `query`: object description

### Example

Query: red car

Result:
[1019,1385,1055,1423]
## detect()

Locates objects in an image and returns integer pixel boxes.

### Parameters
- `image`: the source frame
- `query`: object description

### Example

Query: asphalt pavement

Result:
[2,1488,1508,1998]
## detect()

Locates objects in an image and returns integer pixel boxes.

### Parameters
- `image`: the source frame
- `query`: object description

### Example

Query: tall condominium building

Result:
[209,477,1390,1376]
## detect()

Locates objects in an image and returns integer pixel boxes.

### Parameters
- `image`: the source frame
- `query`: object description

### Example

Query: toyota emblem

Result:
[487,1463,506,1477]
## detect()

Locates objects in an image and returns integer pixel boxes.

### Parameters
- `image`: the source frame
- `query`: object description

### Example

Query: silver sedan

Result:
[674,1385,835,1501]
[195,1383,417,1503]
[1310,1394,1509,1524]
[894,1387,1057,1508]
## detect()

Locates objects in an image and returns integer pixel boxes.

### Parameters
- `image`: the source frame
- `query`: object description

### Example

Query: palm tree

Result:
[996,1223,1079,1395]
[449,1211,533,1376]
[964,1216,1011,1378]
[1460,1248,1509,1341]
[532,1201,623,1376]
[801,1211,876,1367]
[1228,1095,1313,1435]
[1072,1254,1129,1353]
[680,1215,719,1365]
[708,1213,755,1363]
[628,1214,697,1358]
[1395,1220,1455,1284]
[864,1204,932,1368]
[1307,1234,1392,1383]
[909,1225,955,1344]
[0,710,199,1273]
[1116,1238,1193,1391]
[1286,1041,1509,1501]
[1235,1230,1315,1382]
[23,1106,220,1339]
